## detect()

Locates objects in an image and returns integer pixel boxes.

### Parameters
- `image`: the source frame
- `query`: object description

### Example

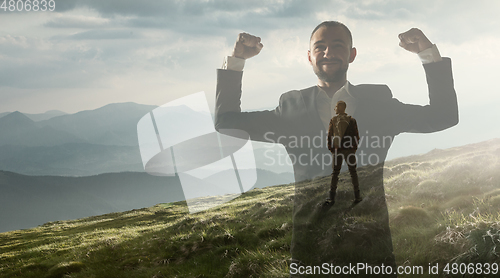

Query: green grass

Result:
[2,139,500,277]
[385,139,500,277]
[0,184,295,278]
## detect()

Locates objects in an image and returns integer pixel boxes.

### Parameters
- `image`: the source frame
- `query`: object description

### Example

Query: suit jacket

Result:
[215,58,458,183]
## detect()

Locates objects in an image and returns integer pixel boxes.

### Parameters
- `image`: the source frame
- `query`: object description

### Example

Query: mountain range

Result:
[0,103,157,148]
[0,103,157,176]
[0,109,66,122]
[0,102,294,176]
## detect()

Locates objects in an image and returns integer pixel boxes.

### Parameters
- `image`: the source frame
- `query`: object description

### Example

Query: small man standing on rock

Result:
[326,100,361,205]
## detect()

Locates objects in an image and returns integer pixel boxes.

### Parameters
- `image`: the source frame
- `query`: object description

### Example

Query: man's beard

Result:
[313,62,348,83]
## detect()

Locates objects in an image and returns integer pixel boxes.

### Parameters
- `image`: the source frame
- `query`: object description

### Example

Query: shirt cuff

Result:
[418,44,442,64]
[222,56,245,71]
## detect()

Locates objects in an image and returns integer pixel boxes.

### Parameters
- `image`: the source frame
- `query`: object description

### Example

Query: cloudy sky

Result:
[1,0,499,159]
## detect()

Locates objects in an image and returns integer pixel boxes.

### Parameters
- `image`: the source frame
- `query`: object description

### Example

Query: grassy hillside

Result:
[384,138,500,275]
[1,139,500,277]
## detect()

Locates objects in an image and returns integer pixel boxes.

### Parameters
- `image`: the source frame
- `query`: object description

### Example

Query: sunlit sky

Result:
[1,0,499,159]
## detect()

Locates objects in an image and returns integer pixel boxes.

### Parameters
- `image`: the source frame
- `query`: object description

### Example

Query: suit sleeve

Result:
[387,57,459,134]
[214,69,286,143]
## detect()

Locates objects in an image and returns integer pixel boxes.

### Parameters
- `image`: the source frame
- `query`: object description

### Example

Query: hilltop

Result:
[1,138,500,277]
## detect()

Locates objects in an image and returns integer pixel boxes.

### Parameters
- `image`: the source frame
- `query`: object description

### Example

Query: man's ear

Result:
[349,47,357,63]
[307,50,312,65]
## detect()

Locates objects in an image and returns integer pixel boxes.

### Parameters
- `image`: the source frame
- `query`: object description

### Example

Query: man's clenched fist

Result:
[232,33,263,59]
[398,28,433,54]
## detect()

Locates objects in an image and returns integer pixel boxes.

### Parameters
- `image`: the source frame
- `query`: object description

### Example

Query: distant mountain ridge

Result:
[0,110,66,122]
[0,170,184,233]
[0,103,157,176]
[0,168,293,233]
[0,102,294,178]
[37,102,158,146]
[0,143,143,176]
[1,102,159,148]
[0,112,84,147]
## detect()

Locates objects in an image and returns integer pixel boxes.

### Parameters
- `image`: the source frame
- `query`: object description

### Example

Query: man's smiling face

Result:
[308,26,356,83]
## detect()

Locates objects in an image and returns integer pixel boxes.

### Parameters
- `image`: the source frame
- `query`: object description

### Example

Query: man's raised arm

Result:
[215,33,263,116]
[386,28,459,134]
[214,33,287,143]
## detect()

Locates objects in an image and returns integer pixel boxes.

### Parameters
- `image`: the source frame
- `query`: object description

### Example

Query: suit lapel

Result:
[299,86,326,133]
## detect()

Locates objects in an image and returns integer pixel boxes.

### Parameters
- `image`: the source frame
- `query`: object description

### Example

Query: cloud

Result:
[45,0,500,48]
[53,29,140,40]
[3,1,500,109]
[44,14,111,28]
[60,0,321,18]
[0,36,105,89]
[338,0,500,44]
[0,28,227,90]
[48,0,339,35]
